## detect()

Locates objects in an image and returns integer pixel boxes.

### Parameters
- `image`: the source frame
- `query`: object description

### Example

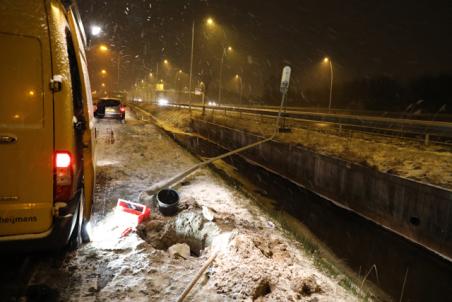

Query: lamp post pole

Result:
[218,48,225,105]
[189,20,195,112]
[328,60,333,112]
[236,75,243,118]
[238,76,243,106]
[323,58,334,112]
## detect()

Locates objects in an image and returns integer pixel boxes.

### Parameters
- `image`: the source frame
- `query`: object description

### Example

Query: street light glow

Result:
[99,44,109,52]
[101,83,106,87]
[90,25,102,36]
[235,74,240,79]
[101,69,107,75]
[163,59,169,64]
[149,72,153,77]
[323,57,329,63]
[227,46,233,52]
[206,18,214,26]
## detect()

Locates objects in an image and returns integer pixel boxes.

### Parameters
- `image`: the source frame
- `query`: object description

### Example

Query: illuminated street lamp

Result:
[101,83,106,87]
[235,74,243,106]
[206,17,214,26]
[100,69,107,75]
[188,16,215,111]
[99,44,109,53]
[323,57,334,112]
[163,59,169,65]
[218,45,233,105]
[90,25,102,36]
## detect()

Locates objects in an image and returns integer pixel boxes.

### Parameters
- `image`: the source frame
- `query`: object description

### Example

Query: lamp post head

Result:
[323,57,330,63]
[227,46,233,52]
[163,59,169,64]
[90,25,102,36]
[206,18,214,26]
[99,44,109,52]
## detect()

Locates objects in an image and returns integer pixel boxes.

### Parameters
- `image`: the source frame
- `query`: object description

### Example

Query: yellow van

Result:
[0,1,95,250]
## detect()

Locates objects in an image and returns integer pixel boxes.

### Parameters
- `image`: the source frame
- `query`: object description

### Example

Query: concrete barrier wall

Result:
[191,119,452,260]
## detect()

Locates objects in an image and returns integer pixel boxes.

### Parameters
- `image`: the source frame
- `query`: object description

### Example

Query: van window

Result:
[65,29,83,120]
[0,33,43,128]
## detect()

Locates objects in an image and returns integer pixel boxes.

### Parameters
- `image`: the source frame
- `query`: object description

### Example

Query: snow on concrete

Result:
[27,110,362,301]
[145,105,452,190]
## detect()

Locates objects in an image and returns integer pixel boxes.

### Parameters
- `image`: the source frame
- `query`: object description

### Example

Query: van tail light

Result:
[119,106,125,113]
[54,151,73,202]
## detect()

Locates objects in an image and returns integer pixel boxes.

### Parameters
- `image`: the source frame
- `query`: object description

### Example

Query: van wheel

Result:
[81,220,90,243]
[68,191,84,250]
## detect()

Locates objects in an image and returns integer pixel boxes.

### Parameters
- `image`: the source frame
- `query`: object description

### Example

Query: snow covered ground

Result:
[24,110,364,301]
[145,105,452,190]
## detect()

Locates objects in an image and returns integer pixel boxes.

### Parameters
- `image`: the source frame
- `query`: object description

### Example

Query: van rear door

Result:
[0,30,54,236]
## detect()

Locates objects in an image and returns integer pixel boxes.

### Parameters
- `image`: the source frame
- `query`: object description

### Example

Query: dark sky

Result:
[78,0,452,96]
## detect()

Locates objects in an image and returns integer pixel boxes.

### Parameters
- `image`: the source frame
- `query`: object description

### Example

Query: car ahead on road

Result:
[94,98,126,123]
[0,0,96,251]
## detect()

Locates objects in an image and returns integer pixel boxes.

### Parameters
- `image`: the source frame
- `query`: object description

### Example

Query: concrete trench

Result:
[187,119,452,261]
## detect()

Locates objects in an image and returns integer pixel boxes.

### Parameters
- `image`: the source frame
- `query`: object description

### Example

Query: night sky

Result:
[78,0,452,100]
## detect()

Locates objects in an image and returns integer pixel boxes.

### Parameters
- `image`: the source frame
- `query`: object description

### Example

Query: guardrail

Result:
[133,101,452,146]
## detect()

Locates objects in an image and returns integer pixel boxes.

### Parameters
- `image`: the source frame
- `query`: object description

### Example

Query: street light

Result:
[100,69,107,75]
[99,44,109,52]
[163,59,169,65]
[188,16,216,112]
[218,45,233,105]
[235,74,243,107]
[323,57,334,112]
[206,18,214,26]
[90,25,102,36]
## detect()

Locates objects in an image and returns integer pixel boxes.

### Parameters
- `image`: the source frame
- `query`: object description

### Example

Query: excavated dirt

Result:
[135,193,359,301]
[137,203,221,256]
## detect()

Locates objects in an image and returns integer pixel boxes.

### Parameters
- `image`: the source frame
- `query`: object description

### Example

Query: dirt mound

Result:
[252,236,291,261]
[291,275,323,297]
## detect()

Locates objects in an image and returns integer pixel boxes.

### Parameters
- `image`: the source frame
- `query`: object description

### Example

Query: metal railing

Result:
[138,101,452,146]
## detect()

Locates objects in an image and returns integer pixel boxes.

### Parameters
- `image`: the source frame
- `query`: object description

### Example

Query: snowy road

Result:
[0,110,360,301]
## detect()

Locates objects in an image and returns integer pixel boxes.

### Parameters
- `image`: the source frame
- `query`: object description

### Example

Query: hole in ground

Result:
[137,210,221,257]
[253,278,272,300]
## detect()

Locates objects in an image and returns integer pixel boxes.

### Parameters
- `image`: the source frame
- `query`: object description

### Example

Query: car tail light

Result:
[54,151,73,201]
[120,106,125,113]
